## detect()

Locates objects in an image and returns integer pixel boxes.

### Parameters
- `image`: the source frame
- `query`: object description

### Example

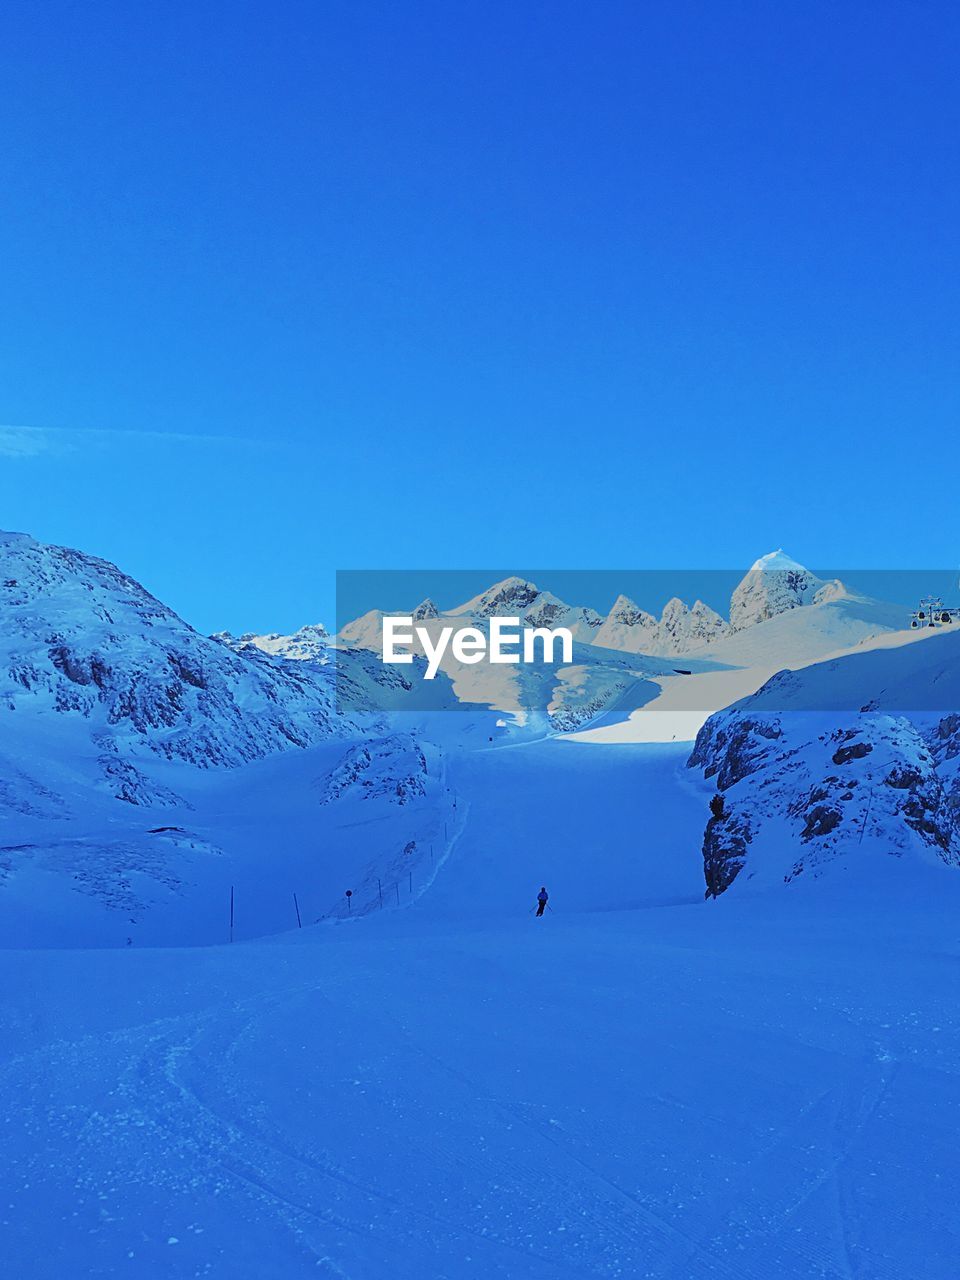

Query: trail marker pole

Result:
[293,893,302,928]
[229,885,234,943]
[345,889,352,915]
[395,882,400,906]
[378,877,383,909]
[859,788,875,846]
[408,871,413,896]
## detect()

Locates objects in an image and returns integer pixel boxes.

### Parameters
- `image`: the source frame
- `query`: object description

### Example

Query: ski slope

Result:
[3,737,960,1278]
[420,739,708,917]
[3,859,960,1279]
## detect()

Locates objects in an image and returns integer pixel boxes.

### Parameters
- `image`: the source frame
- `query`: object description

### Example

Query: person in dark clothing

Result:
[535,886,549,917]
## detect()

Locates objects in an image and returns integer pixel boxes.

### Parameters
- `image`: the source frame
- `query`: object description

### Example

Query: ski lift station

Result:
[911,595,960,628]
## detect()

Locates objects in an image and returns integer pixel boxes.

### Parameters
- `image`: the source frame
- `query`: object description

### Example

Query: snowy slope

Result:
[688,590,905,667]
[4,536,960,1278]
[3,866,960,1279]
[0,532,482,944]
[567,598,911,747]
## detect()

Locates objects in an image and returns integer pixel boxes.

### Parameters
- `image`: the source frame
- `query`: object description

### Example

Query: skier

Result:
[535,886,549,917]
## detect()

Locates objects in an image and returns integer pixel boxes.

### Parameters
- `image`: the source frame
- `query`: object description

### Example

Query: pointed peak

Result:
[610,593,638,613]
[412,597,439,621]
[453,576,543,617]
[488,575,539,593]
[690,599,722,618]
[748,549,809,574]
[661,596,690,615]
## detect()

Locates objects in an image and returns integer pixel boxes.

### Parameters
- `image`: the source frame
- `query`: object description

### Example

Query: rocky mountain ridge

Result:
[333,553,872,660]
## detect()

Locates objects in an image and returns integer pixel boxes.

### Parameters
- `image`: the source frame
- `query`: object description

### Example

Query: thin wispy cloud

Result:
[0,426,59,458]
[0,424,261,459]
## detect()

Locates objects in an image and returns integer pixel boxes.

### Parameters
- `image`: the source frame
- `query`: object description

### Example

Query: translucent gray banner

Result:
[332,568,960,727]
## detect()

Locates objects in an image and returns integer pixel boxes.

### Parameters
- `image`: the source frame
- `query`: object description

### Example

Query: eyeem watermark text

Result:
[382,616,573,679]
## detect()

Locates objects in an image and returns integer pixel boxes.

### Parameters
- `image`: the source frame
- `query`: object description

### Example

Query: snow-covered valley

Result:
[3,531,960,1277]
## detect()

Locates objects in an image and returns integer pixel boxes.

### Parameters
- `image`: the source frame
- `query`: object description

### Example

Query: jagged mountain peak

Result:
[607,594,656,627]
[453,576,542,617]
[730,551,833,633]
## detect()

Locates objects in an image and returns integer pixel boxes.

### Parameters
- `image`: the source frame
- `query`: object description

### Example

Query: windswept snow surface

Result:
[3,860,960,1279]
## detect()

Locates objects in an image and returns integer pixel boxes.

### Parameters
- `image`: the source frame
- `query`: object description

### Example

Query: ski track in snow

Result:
[5,889,960,1278]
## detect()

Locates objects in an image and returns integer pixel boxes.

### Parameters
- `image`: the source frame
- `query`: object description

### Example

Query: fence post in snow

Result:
[229,885,234,943]
[294,893,302,928]
[395,882,400,907]
[408,870,413,896]
[377,877,383,908]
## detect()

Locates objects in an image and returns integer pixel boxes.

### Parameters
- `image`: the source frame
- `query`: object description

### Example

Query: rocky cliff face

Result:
[317,733,428,806]
[688,634,960,895]
[659,597,730,654]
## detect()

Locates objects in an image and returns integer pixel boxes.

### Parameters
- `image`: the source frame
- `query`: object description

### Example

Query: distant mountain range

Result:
[221,550,894,664]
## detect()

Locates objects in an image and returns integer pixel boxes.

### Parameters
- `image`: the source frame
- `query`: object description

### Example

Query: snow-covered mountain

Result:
[334,557,911,731]
[689,628,960,896]
[728,549,848,631]
[0,530,926,940]
[0,529,449,818]
[0,532,354,775]
[340,555,898,666]
[447,576,605,641]
[212,622,330,662]
[0,530,477,945]
[593,593,730,655]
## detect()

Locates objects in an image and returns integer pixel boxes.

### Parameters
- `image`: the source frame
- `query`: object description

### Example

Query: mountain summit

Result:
[728,550,850,632]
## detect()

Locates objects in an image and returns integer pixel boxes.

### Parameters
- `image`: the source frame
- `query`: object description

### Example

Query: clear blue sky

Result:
[1,1,957,634]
